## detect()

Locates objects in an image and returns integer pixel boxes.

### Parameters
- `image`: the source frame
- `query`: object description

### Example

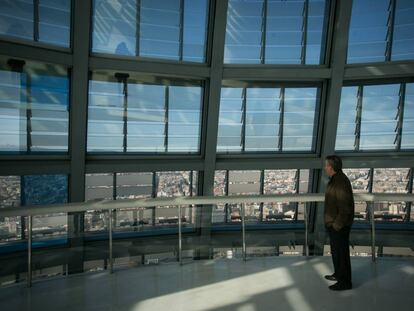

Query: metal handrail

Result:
[1,193,413,288]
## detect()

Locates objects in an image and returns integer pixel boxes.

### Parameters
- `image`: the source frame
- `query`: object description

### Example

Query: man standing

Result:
[324,155,355,291]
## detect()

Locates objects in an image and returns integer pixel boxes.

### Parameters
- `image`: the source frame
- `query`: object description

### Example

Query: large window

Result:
[92,0,209,62]
[347,0,414,63]
[0,0,71,47]
[336,82,414,151]
[217,86,320,153]
[0,174,68,242]
[213,169,311,223]
[84,171,197,231]
[224,0,329,64]
[87,72,203,153]
[343,168,413,222]
[0,59,70,153]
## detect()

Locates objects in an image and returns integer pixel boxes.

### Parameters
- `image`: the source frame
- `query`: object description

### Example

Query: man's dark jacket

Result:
[324,170,355,231]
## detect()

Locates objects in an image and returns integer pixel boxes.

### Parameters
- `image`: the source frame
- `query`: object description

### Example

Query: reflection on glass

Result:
[224,0,328,64]
[87,77,203,153]
[92,0,208,62]
[0,63,69,153]
[0,0,70,47]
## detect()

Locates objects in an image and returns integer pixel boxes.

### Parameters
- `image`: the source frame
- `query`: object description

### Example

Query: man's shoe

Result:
[329,282,352,291]
[324,274,337,281]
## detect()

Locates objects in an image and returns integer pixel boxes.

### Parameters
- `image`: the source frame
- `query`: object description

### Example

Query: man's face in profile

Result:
[324,160,335,177]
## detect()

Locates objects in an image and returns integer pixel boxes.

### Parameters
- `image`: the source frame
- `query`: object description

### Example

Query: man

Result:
[324,155,355,291]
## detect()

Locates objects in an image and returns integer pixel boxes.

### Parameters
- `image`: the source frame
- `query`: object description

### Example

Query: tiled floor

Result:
[0,256,413,311]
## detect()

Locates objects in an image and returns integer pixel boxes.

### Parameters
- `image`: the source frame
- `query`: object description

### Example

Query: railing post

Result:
[178,205,182,265]
[27,215,32,288]
[242,203,246,261]
[304,204,309,258]
[109,209,113,273]
[370,203,376,262]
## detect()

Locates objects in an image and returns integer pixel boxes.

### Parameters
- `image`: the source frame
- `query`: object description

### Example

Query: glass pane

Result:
[155,171,195,225]
[213,171,226,223]
[127,83,166,152]
[87,80,124,152]
[266,0,305,64]
[38,0,71,47]
[297,169,310,220]
[228,170,261,221]
[283,87,317,151]
[224,0,263,64]
[92,0,137,55]
[84,173,113,232]
[22,175,68,239]
[306,0,328,64]
[183,0,208,62]
[372,168,410,222]
[402,83,414,149]
[347,0,389,63]
[360,84,399,150]
[0,0,34,41]
[245,88,280,151]
[0,63,69,153]
[0,70,27,151]
[0,176,21,241]
[139,0,180,60]
[29,71,69,152]
[167,86,202,152]
[116,172,152,228]
[335,86,359,151]
[391,0,414,61]
[92,0,208,62]
[224,0,328,64]
[217,88,243,152]
[0,0,70,47]
[88,76,203,153]
[263,169,297,221]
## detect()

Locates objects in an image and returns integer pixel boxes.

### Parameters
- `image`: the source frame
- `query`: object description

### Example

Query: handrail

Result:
[1,193,413,288]
[1,193,413,217]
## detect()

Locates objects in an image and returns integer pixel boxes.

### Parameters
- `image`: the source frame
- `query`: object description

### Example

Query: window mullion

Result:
[301,0,309,64]
[354,86,363,151]
[241,88,247,152]
[179,0,185,61]
[385,0,396,61]
[278,88,285,151]
[260,0,268,64]
[34,0,40,42]
[394,83,406,150]
[164,86,169,152]
[136,0,141,56]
